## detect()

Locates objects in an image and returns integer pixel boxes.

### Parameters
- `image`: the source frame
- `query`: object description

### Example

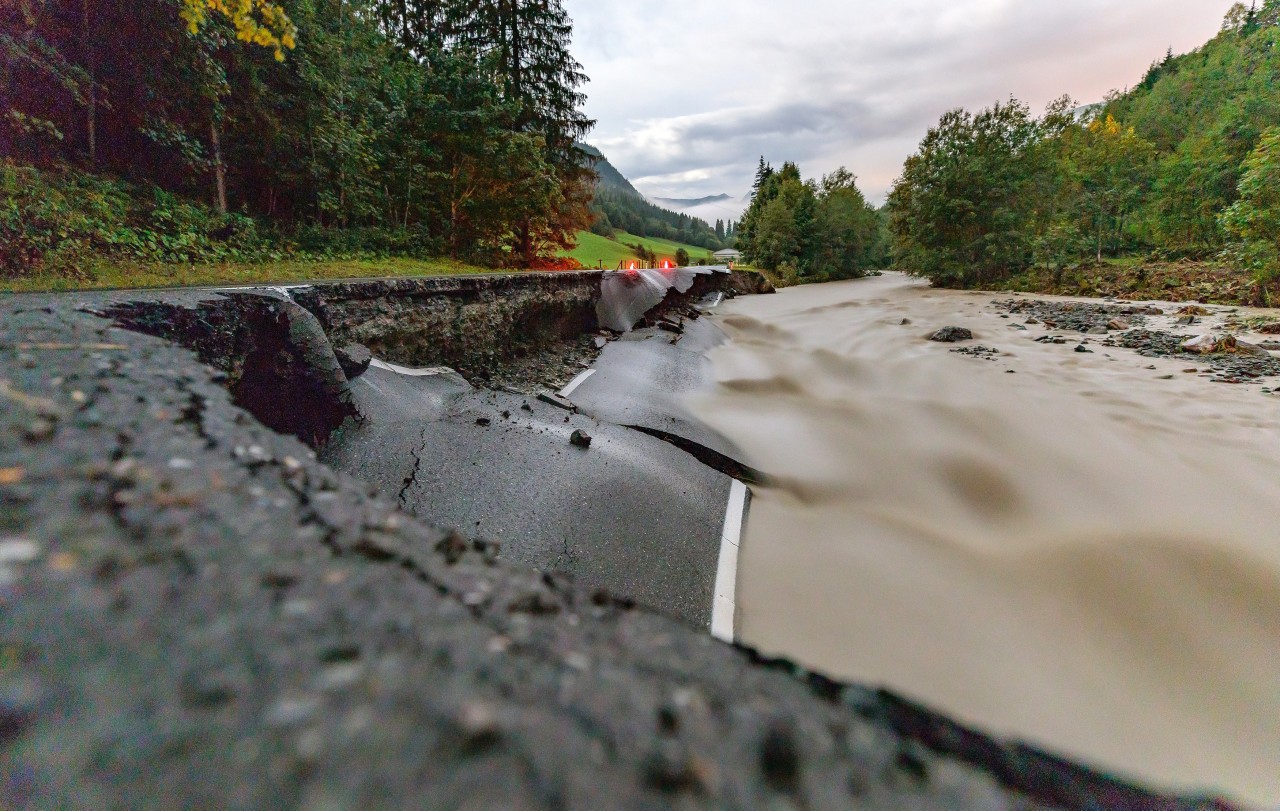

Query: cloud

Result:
[563,0,1236,207]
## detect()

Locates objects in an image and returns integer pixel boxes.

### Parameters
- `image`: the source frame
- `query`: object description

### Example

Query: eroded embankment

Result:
[0,271,1237,810]
[99,270,772,444]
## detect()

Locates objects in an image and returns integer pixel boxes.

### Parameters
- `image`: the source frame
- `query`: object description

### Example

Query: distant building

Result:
[714,249,742,263]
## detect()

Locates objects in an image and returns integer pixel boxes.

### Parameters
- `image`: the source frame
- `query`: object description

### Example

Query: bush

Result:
[0,161,277,276]
[292,225,443,260]
[1221,127,1280,304]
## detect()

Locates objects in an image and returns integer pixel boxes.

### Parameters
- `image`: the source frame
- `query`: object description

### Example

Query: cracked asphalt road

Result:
[322,321,740,629]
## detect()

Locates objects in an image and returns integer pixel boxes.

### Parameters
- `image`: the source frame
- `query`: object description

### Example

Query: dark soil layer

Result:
[0,278,1240,810]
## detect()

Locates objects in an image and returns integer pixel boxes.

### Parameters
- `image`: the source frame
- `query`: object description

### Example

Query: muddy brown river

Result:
[689,272,1280,807]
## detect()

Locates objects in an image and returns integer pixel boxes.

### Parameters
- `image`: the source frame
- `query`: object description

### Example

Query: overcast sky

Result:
[563,0,1236,209]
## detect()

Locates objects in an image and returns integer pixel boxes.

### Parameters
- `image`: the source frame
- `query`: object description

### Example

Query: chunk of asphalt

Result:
[537,392,578,412]
[570,429,592,449]
[334,343,373,379]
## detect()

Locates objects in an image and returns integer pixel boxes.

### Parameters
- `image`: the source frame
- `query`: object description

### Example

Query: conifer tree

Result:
[441,0,593,263]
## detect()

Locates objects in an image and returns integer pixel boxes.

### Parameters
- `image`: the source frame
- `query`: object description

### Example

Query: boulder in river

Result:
[1180,334,1269,357]
[929,327,973,343]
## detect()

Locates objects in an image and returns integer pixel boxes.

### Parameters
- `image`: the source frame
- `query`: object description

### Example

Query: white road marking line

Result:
[369,359,456,378]
[711,479,750,643]
[558,368,597,398]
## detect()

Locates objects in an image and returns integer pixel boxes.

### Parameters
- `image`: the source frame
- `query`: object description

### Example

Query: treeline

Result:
[889,1,1280,294]
[736,160,886,282]
[0,0,593,271]
[588,187,728,252]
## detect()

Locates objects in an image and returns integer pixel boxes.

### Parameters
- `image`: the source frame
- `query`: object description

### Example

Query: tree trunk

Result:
[82,0,96,164]
[211,119,228,215]
[404,169,412,229]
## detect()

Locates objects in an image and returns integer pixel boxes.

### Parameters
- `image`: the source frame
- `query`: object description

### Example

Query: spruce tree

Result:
[447,0,592,160]
[443,0,594,264]
[750,157,773,199]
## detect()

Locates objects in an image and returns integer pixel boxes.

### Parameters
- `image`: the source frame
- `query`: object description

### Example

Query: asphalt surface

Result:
[565,319,747,465]
[323,324,738,629]
[0,281,1240,810]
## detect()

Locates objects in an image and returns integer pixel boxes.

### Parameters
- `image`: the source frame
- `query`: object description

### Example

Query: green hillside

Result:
[565,230,718,269]
[885,3,1280,293]
[1100,2,1280,253]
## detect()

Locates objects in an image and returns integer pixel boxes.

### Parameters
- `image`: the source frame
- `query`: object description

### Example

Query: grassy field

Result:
[0,256,498,294]
[565,230,718,269]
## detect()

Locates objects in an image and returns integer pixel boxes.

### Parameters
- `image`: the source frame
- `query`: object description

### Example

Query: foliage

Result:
[1060,114,1156,262]
[888,99,1059,287]
[737,160,881,282]
[180,0,298,60]
[1102,1,1280,253]
[0,161,275,275]
[1,0,597,278]
[1221,127,1280,301]
[887,3,1280,288]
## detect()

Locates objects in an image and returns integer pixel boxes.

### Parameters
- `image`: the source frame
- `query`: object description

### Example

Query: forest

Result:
[887,1,1280,299]
[735,159,887,283]
[1,0,595,275]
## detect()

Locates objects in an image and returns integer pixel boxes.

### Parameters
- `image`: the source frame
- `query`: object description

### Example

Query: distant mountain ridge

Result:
[653,193,733,207]
[578,144,731,253]
[577,144,643,199]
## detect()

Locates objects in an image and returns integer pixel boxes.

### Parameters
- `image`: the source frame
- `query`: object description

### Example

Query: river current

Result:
[687,272,1280,807]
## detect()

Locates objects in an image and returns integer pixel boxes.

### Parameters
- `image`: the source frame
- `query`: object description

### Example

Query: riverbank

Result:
[688,272,1280,807]
[996,258,1278,308]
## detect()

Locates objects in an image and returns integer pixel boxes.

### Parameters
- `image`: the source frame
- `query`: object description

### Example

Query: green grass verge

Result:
[564,232,640,269]
[563,230,718,269]
[0,256,499,293]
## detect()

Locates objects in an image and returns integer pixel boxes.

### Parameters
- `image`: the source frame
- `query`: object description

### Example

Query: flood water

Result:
[687,272,1280,807]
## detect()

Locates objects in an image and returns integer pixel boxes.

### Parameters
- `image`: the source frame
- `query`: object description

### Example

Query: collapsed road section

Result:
[100,268,769,629]
[0,270,1237,809]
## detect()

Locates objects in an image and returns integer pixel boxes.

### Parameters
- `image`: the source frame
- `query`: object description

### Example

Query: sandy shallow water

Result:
[687,272,1280,806]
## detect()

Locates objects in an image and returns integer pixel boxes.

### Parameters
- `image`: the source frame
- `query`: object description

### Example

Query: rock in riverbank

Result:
[930,326,974,343]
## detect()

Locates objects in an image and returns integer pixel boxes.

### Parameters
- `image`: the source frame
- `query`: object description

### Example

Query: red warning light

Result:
[661,260,673,270]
